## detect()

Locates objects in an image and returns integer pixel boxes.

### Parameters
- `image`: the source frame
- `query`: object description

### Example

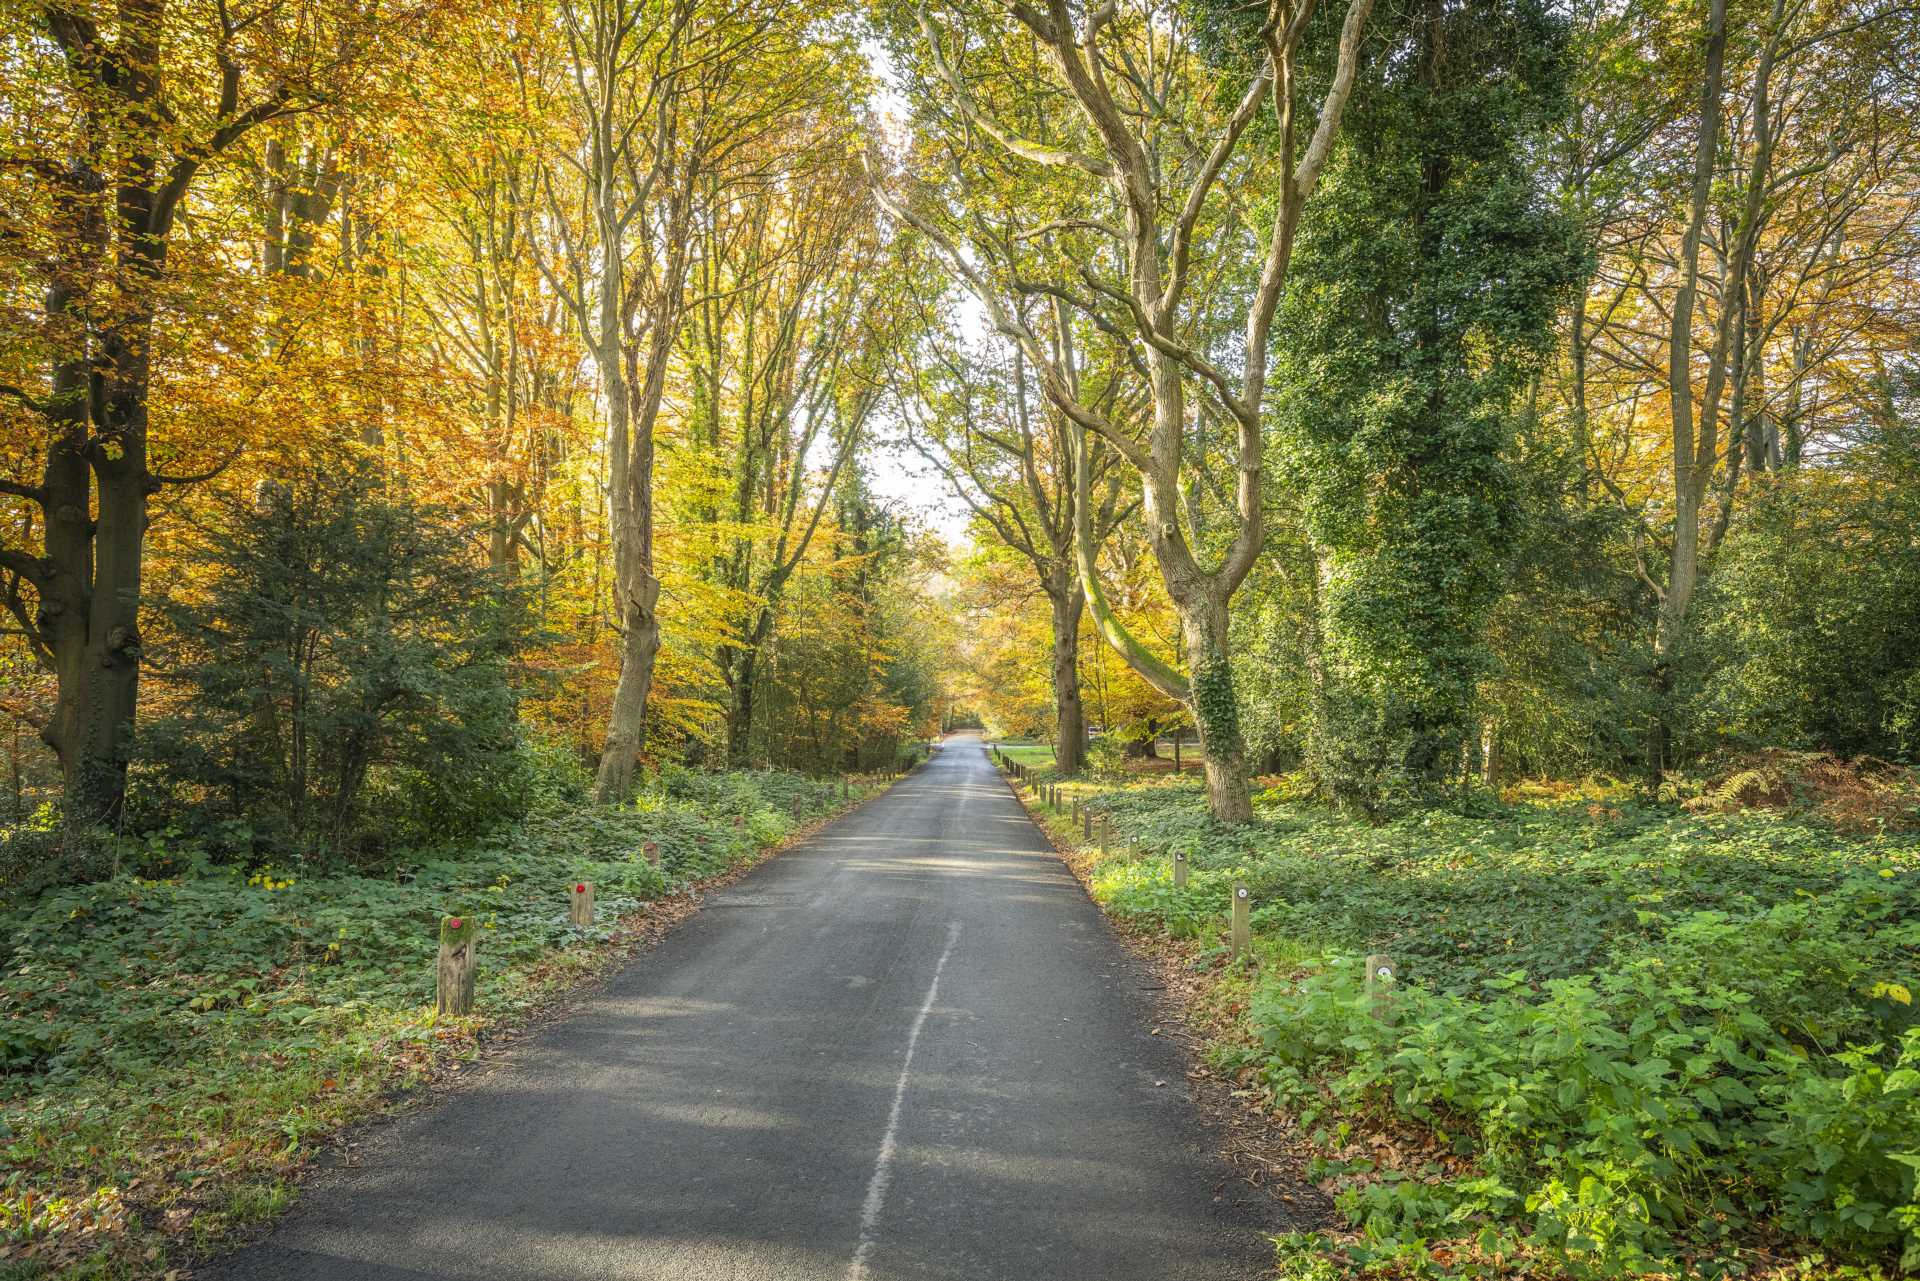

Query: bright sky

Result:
[864,436,973,544]
[859,33,979,549]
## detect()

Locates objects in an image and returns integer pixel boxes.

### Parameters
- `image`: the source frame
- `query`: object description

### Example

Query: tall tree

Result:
[1276,0,1586,807]
[894,312,1130,774]
[537,0,791,798]
[680,96,892,766]
[1571,0,1918,768]
[0,1,386,825]
[879,0,1375,820]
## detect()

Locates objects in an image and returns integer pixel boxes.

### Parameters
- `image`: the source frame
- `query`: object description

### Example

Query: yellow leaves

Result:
[1868,981,1912,1006]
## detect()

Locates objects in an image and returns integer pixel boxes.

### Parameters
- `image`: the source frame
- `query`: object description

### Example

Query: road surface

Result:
[204,734,1282,1280]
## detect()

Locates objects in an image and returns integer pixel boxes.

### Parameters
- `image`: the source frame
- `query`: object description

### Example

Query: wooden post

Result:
[1082,807,1092,840]
[569,881,595,926]
[1173,850,1188,888]
[436,916,478,1016]
[733,814,744,829]
[643,841,659,868]
[1174,735,1181,772]
[1230,883,1251,958]
[1071,798,1081,825]
[1365,954,1397,1019]
[790,797,802,818]
[1099,815,1110,856]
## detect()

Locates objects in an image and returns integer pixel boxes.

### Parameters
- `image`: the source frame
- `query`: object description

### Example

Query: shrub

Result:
[140,468,525,864]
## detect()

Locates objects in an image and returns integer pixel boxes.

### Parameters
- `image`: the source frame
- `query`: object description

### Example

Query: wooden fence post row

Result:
[436,915,478,1016]
[1230,883,1251,958]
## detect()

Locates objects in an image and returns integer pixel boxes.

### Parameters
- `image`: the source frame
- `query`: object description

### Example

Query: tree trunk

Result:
[1653,0,1729,773]
[1176,593,1252,823]
[726,643,759,768]
[595,590,660,801]
[1049,584,1087,774]
[590,302,644,801]
[592,333,665,803]
[36,182,154,828]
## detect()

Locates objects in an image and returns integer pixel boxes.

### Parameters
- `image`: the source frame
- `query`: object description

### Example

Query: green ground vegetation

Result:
[1012,758,1920,1279]
[0,769,886,1278]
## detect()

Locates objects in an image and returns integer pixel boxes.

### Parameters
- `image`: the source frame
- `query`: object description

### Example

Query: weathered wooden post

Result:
[643,841,660,868]
[1099,815,1110,856]
[1082,807,1092,840]
[1365,954,1397,1020]
[733,814,744,829]
[1230,883,1251,958]
[790,796,802,818]
[1174,735,1181,772]
[436,915,478,1016]
[568,881,595,926]
[1173,850,1188,888]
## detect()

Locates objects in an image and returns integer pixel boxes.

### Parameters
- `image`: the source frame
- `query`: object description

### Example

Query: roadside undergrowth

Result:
[0,769,895,1280]
[993,746,1920,1281]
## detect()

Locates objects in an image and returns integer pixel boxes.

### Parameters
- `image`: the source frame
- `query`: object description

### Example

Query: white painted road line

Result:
[847,921,962,1281]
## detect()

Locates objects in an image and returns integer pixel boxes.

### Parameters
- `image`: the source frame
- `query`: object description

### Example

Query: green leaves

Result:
[0,767,850,1272]
[1081,777,1920,1272]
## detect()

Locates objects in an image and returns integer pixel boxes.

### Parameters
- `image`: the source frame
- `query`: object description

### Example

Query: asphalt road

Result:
[204,734,1281,1281]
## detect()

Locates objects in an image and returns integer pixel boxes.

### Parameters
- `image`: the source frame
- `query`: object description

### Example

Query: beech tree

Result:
[679,89,894,766]
[893,310,1131,774]
[878,0,1373,819]
[1568,0,1919,767]
[0,1,386,825]
[537,0,807,798]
